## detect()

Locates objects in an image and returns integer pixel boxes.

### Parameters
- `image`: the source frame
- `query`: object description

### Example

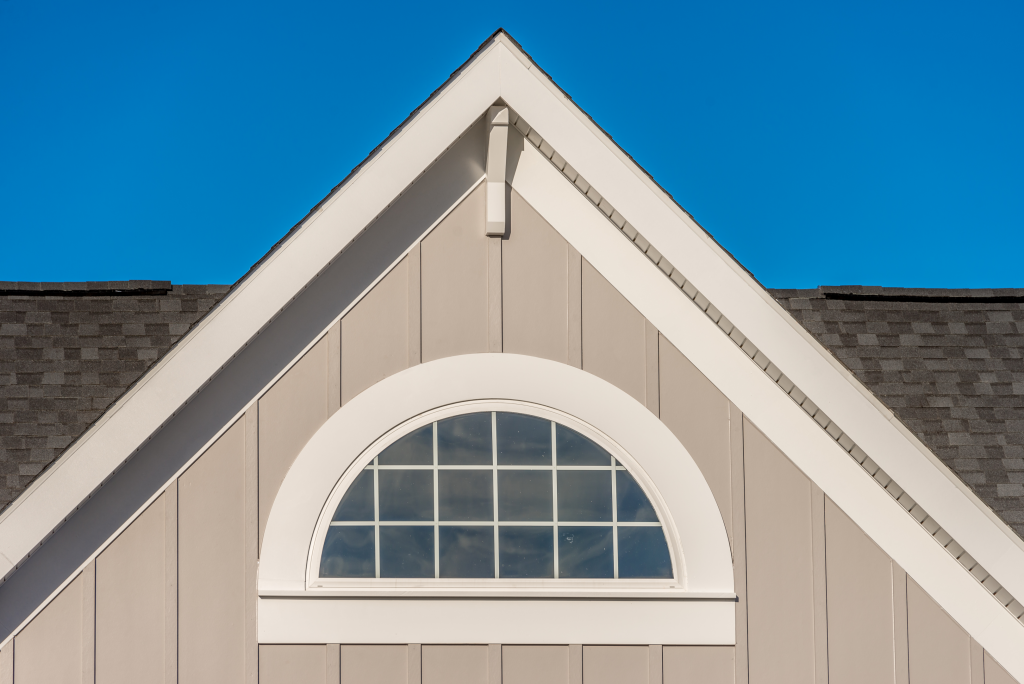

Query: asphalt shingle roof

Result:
[772,286,1024,537]
[0,282,229,511]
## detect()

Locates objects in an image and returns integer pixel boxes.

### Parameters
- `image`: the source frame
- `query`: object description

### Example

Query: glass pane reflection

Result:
[558,526,613,578]
[320,526,375,578]
[378,470,433,521]
[496,413,551,465]
[498,470,553,521]
[439,470,493,521]
[556,425,610,466]
[499,526,554,578]
[439,526,495,578]
[379,526,434,578]
[437,413,492,465]
[332,470,374,521]
[557,470,612,522]
[617,526,672,578]
[378,425,433,465]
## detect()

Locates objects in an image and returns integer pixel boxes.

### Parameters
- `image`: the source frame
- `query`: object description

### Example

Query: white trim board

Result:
[0,29,1020,678]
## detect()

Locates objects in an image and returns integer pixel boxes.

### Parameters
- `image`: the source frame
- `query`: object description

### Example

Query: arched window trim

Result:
[309,400,679,591]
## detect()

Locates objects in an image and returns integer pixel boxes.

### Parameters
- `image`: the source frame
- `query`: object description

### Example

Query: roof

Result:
[772,286,1024,537]
[0,282,229,510]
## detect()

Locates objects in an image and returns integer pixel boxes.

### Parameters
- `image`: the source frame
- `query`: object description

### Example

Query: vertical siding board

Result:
[649,645,663,684]
[327,644,340,684]
[328,321,342,414]
[730,404,749,684]
[408,243,422,367]
[179,420,246,684]
[421,183,488,362]
[336,645,407,684]
[244,408,259,684]
[258,336,330,550]
[259,644,327,684]
[581,259,646,404]
[971,640,985,684]
[422,645,489,684]
[96,493,166,684]
[893,563,910,684]
[82,561,95,684]
[824,498,896,684]
[810,485,828,684]
[164,481,177,684]
[502,646,569,684]
[582,646,649,684]
[659,336,732,543]
[567,245,583,369]
[743,417,816,684]
[341,258,410,405]
[663,646,736,684]
[15,568,85,684]
[409,644,422,684]
[907,576,971,684]
[0,640,11,684]
[488,644,502,684]
[984,651,1020,684]
[488,237,503,353]
[569,644,584,684]
[644,321,659,416]
[501,190,569,363]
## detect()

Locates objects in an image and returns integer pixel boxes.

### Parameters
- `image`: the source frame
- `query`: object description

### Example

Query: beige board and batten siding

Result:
[581,260,648,406]
[95,492,168,684]
[503,645,571,684]
[341,255,412,405]
[258,644,326,684]
[824,497,896,684]
[421,183,489,362]
[908,576,972,684]
[582,646,649,684]
[422,645,493,684]
[742,418,817,684]
[663,646,736,684]
[257,336,330,551]
[502,190,570,364]
[12,571,87,684]
[658,336,733,545]
[178,419,247,684]
[338,644,410,684]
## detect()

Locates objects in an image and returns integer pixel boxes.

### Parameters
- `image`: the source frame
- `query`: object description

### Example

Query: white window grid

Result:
[327,412,663,579]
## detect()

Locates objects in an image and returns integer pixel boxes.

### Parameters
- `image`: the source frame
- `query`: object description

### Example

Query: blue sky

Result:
[1,1,1021,288]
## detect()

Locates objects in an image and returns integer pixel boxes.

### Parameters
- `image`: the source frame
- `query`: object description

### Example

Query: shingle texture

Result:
[0,283,229,511]
[772,286,1024,537]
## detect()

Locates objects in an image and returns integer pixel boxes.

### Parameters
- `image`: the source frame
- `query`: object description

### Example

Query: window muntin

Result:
[319,410,672,581]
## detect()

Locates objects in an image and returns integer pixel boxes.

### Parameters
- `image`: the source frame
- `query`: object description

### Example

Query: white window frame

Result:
[311,400,676,589]
[258,353,735,644]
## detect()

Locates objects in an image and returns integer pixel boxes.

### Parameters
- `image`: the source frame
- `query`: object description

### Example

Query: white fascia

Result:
[493,34,1024,592]
[0,40,503,579]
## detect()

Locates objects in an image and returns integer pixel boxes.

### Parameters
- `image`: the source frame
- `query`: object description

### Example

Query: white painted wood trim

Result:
[257,596,734,645]
[259,354,734,595]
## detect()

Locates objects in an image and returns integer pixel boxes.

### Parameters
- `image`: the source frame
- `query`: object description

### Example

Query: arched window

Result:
[318,410,672,581]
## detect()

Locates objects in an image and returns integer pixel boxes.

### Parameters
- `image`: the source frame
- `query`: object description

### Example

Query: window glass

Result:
[379,526,434,578]
[378,470,433,521]
[558,526,613,578]
[437,413,492,465]
[322,410,672,581]
[332,470,374,521]
[556,425,611,466]
[499,526,554,578]
[557,470,612,522]
[439,526,494,578]
[378,424,433,465]
[496,413,551,465]
[438,470,493,521]
[498,470,553,522]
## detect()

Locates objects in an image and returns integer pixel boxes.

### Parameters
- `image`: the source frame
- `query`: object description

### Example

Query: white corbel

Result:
[485,105,509,236]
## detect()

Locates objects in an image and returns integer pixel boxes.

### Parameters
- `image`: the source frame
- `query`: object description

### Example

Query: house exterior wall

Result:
[1,186,1017,684]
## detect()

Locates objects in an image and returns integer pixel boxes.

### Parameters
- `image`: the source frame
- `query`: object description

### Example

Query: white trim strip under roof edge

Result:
[0,41,504,580]
[493,41,1024,594]
[507,139,1024,678]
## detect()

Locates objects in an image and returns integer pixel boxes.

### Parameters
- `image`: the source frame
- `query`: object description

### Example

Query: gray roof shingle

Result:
[0,283,230,511]
[772,286,1024,537]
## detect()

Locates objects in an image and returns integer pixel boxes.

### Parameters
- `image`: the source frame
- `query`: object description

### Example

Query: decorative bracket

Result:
[485,105,509,236]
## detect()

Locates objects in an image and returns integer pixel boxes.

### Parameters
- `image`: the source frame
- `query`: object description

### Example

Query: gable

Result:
[0,29,1022,684]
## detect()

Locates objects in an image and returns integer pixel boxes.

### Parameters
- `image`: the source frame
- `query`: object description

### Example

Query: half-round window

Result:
[317,409,673,581]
